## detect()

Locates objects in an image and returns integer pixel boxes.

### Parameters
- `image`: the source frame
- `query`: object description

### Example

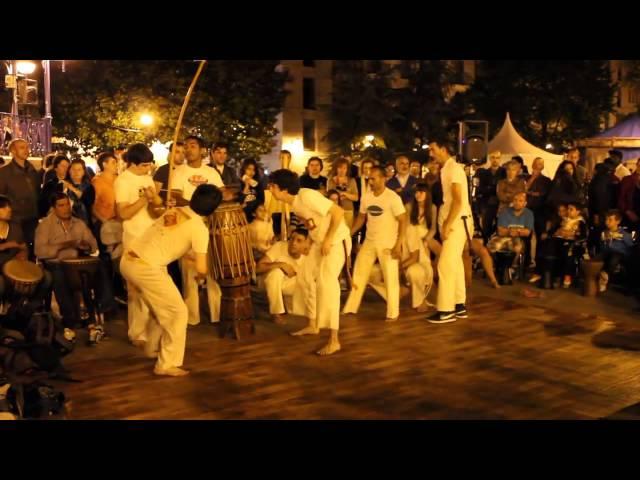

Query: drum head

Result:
[3,259,44,283]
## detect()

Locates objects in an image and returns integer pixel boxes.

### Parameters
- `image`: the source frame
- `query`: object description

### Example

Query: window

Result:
[303,78,316,110]
[303,60,315,67]
[303,119,316,151]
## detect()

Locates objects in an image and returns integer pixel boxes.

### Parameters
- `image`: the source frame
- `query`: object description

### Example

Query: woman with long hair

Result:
[401,182,437,311]
[239,158,265,222]
[66,158,96,229]
[547,160,582,210]
[327,157,358,228]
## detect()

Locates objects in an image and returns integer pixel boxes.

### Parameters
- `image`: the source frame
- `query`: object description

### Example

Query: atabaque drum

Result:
[209,201,256,339]
[61,256,100,292]
[3,259,44,296]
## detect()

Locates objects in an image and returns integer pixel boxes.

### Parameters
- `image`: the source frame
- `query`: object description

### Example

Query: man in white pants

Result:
[255,227,309,324]
[427,138,473,323]
[343,166,406,321]
[268,169,350,356]
[120,184,222,376]
[114,143,164,347]
[172,135,225,326]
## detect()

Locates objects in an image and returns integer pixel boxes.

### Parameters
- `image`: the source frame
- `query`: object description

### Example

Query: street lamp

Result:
[16,61,36,75]
[139,113,154,127]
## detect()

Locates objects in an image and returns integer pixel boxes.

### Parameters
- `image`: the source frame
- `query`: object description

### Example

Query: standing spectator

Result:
[299,156,328,193]
[526,157,552,239]
[386,155,419,205]
[239,158,265,222]
[617,158,640,234]
[40,154,71,217]
[496,160,526,213]
[208,142,240,189]
[0,139,40,257]
[327,157,358,229]
[66,159,95,229]
[153,142,185,201]
[547,160,582,210]
[475,150,505,241]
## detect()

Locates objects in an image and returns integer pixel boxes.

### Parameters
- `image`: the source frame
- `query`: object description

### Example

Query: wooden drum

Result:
[61,257,100,292]
[581,259,604,297]
[3,259,43,296]
[209,202,256,339]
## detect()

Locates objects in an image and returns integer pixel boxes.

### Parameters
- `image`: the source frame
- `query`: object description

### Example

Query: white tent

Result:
[482,113,564,178]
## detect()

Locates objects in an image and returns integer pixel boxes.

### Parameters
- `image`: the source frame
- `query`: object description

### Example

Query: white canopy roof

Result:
[481,113,563,178]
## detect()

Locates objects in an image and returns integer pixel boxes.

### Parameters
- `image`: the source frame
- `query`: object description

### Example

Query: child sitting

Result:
[596,209,634,292]
[248,204,275,261]
[553,201,588,287]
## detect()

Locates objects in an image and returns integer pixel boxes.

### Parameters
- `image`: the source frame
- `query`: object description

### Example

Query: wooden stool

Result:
[581,259,604,297]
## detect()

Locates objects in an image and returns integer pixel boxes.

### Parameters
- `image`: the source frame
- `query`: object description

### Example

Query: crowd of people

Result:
[0,135,639,376]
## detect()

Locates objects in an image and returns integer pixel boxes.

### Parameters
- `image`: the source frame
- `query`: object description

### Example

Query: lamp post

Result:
[43,60,52,153]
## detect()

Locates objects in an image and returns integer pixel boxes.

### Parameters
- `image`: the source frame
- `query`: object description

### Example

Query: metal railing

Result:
[0,112,51,157]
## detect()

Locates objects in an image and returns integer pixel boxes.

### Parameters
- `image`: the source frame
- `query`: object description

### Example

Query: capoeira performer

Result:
[342,165,407,321]
[268,169,350,355]
[427,138,473,323]
[114,143,164,347]
[172,135,225,326]
[255,227,309,324]
[120,184,222,376]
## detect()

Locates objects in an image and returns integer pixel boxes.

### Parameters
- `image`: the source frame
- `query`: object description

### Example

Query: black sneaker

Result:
[427,311,457,324]
[455,304,468,318]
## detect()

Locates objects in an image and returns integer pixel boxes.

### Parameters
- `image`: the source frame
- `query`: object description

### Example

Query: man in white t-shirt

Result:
[255,228,309,324]
[268,169,350,356]
[120,184,222,376]
[427,138,473,323]
[343,166,407,321]
[114,143,164,346]
[174,136,224,326]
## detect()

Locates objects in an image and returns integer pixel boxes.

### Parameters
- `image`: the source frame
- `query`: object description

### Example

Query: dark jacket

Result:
[386,174,419,205]
[210,163,240,189]
[589,165,617,219]
[0,160,41,223]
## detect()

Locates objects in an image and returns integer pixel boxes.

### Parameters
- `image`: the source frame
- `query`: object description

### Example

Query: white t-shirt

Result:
[249,218,274,253]
[114,169,156,245]
[265,241,306,274]
[291,188,349,244]
[359,188,405,249]
[615,163,631,181]
[172,163,224,200]
[438,157,472,225]
[131,206,209,267]
[404,224,430,267]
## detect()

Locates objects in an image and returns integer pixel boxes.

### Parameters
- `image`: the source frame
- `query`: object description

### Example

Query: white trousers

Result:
[123,238,150,343]
[437,218,471,312]
[370,262,433,309]
[120,255,189,371]
[343,239,400,319]
[297,238,349,330]
[180,257,221,325]
[264,268,305,315]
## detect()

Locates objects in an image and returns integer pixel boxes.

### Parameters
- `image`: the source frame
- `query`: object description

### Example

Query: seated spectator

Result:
[535,201,587,288]
[248,204,275,260]
[35,192,116,327]
[0,195,51,310]
[255,228,309,324]
[496,160,526,213]
[596,209,634,293]
[487,192,533,263]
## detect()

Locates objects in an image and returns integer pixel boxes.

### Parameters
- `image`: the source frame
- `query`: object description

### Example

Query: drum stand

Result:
[75,271,105,346]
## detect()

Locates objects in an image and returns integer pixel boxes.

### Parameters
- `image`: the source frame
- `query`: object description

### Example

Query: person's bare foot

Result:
[153,366,189,377]
[316,340,341,356]
[385,316,399,322]
[272,314,286,325]
[291,325,320,336]
[491,279,501,289]
[415,301,432,313]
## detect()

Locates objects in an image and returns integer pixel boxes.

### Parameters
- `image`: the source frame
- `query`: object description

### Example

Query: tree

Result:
[327,60,464,156]
[461,61,616,149]
[51,60,288,161]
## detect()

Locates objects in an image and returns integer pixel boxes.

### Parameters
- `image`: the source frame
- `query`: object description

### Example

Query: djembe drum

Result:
[61,256,105,345]
[3,259,44,311]
[209,201,256,340]
[581,259,604,297]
